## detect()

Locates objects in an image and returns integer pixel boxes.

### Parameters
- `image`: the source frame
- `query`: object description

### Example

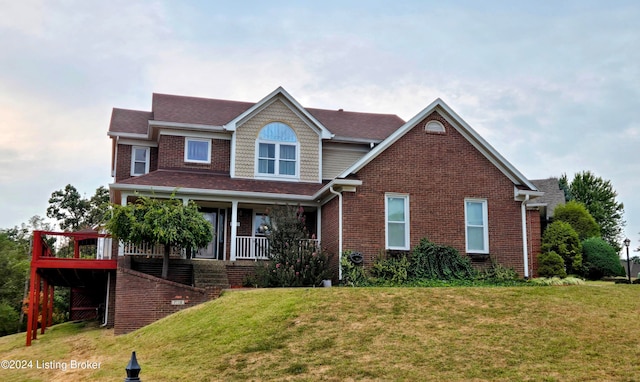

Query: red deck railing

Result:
[26,230,117,346]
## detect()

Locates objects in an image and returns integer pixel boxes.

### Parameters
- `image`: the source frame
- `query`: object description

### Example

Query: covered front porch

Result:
[117,195,321,262]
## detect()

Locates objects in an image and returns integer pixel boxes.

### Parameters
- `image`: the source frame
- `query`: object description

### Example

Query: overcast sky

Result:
[1,0,638,250]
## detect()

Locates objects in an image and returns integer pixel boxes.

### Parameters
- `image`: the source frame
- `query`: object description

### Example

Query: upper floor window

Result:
[465,199,489,253]
[185,138,211,163]
[131,146,149,176]
[256,122,298,178]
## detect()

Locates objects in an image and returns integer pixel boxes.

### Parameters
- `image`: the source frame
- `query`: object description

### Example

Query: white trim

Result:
[149,120,225,131]
[184,137,212,164]
[159,129,230,140]
[385,193,410,251]
[107,131,148,139]
[230,201,238,261]
[425,120,446,133]
[118,139,158,147]
[338,99,538,191]
[130,146,150,176]
[464,198,489,254]
[329,187,343,279]
[224,86,334,139]
[230,132,237,178]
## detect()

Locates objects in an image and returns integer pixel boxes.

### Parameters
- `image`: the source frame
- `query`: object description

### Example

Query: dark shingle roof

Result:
[118,169,326,196]
[109,108,152,135]
[109,93,405,141]
[531,178,567,217]
[152,93,253,126]
[307,108,404,141]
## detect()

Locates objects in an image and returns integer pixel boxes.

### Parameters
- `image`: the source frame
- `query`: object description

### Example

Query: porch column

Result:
[118,193,128,257]
[316,206,321,243]
[230,200,238,261]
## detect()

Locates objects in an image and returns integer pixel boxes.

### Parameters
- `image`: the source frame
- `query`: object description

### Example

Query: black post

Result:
[125,351,141,382]
[626,245,631,284]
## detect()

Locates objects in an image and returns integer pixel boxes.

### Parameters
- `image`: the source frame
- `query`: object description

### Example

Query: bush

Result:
[0,302,20,336]
[409,238,475,280]
[553,201,600,240]
[257,205,331,287]
[537,251,567,278]
[370,253,409,284]
[477,259,519,281]
[528,277,585,286]
[581,237,626,280]
[340,251,368,287]
[541,221,582,274]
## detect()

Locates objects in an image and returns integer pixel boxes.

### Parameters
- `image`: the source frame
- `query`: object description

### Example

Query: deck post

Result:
[40,279,49,334]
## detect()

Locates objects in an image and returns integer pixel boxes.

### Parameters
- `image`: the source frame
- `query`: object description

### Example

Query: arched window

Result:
[257,122,298,177]
[425,120,446,133]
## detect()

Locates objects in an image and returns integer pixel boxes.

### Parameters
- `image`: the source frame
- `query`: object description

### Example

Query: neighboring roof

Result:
[108,88,405,142]
[307,107,404,141]
[109,108,152,135]
[115,169,326,197]
[339,98,539,191]
[531,178,567,217]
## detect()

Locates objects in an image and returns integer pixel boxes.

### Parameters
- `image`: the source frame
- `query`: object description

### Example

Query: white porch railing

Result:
[122,242,185,257]
[235,236,320,261]
[121,238,319,260]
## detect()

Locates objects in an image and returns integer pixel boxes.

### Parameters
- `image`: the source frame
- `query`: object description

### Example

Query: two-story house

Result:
[107,87,543,333]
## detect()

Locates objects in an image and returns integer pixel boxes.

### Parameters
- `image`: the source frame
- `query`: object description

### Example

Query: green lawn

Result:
[1,283,639,381]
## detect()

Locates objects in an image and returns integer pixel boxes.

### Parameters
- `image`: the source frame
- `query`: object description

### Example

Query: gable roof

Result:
[108,88,404,143]
[339,98,538,191]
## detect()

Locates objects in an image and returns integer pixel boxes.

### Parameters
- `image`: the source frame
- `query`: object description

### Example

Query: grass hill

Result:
[1,284,639,381]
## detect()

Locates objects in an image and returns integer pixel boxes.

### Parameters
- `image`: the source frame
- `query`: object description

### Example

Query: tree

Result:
[541,221,582,275]
[106,196,212,279]
[47,185,110,231]
[553,201,600,241]
[0,232,29,335]
[581,237,625,280]
[559,172,625,251]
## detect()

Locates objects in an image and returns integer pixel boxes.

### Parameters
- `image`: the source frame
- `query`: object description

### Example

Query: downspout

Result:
[521,194,530,279]
[329,186,343,280]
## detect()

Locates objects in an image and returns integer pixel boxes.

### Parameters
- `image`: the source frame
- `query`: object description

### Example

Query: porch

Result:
[122,236,320,261]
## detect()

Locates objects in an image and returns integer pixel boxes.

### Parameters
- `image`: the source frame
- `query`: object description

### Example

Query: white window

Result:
[425,120,446,133]
[130,146,150,176]
[385,194,410,250]
[256,122,298,178]
[185,138,211,163]
[465,199,489,253]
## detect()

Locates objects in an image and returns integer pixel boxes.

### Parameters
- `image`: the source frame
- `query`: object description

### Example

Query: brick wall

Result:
[115,144,158,182]
[340,111,531,276]
[527,209,542,277]
[158,135,230,172]
[320,197,340,281]
[114,268,220,334]
[225,262,260,287]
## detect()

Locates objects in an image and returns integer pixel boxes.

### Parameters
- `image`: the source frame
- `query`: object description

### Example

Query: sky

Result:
[0,0,638,251]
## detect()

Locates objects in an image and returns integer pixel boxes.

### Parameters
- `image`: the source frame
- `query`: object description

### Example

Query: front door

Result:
[197,209,226,260]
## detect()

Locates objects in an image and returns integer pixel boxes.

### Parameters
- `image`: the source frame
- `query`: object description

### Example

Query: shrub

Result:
[553,201,600,241]
[581,237,626,280]
[409,238,475,280]
[340,251,368,287]
[477,259,519,281]
[528,277,585,286]
[257,205,331,287]
[537,251,567,278]
[370,253,409,284]
[541,221,582,274]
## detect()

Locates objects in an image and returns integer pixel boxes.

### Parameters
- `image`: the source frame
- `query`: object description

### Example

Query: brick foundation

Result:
[114,267,220,334]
